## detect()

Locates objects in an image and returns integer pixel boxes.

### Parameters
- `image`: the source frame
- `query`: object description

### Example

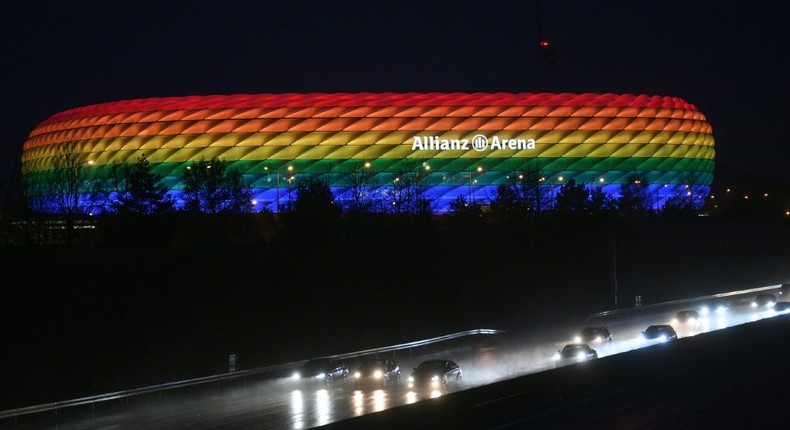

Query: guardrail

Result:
[0,328,504,422]
[585,283,782,322]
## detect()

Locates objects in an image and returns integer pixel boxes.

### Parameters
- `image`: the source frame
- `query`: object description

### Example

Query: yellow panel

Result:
[265,132,305,146]
[667,132,686,144]
[533,130,568,146]
[587,143,620,157]
[648,131,674,144]
[299,145,348,160]
[291,132,325,146]
[538,143,576,158]
[208,134,246,147]
[627,131,654,144]
[583,130,617,144]
[563,143,595,158]
[610,144,639,158]
[319,132,358,145]
[609,130,636,144]
[267,145,311,160]
[652,144,677,157]
[182,134,218,148]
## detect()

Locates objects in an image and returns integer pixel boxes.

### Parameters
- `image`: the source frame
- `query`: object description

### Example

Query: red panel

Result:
[38,92,702,128]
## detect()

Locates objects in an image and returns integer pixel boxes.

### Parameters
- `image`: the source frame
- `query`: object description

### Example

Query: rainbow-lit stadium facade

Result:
[22,92,715,213]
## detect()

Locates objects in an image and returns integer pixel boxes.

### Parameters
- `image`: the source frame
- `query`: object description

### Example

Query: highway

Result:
[2,286,788,430]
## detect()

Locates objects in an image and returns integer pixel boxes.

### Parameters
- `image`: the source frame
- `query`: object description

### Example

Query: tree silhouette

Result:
[112,154,173,215]
[617,176,652,215]
[182,157,253,213]
[555,179,590,214]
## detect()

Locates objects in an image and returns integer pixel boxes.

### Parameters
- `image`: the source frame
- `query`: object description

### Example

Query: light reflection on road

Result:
[40,292,789,430]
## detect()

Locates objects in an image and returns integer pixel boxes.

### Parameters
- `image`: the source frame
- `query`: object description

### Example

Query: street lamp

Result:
[265,164,293,213]
[469,166,483,203]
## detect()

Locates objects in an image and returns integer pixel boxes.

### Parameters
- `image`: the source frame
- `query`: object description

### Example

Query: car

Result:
[407,359,462,390]
[752,293,777,308]
[641,324,678,342]
[553,343,598,367]
[671,310,701,328]
[292,357,349,383]
[698,299,729,315]
[774,301,790,311]
[352,358,401,388]
[574,327,613,345]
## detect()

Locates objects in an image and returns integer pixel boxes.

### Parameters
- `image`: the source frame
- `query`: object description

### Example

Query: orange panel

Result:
[623,118,650,131]
[371,117,410,131]
[233,119,268,133]
[569,106,599,117]
[645,118,669,131]
[451,117,489,130]
[502,117,539,130]
[206,120,243,134]
[530,117,563,130]
[477,117,514,131]
[578,118,608,131]
[261,119,300,132]
[425,117,462,131]
[445,106,479,117]
[601,118,633,131]
[343,117,382,131]
[285,118,327,132]
[397,117,434,130]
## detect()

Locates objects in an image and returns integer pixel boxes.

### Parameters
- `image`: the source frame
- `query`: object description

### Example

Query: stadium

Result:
[21,92,715,213]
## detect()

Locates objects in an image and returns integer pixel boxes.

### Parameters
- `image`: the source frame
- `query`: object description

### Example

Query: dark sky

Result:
[2,0,789,184]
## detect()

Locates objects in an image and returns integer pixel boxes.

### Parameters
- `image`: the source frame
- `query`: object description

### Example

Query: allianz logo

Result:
[411,134,536,152]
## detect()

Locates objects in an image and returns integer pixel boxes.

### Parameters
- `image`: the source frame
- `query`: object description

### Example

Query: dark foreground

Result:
[324,312,790,430]
[1,215,788,410]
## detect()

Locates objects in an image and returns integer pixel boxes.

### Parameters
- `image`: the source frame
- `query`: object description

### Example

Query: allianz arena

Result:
[21,92,715,213]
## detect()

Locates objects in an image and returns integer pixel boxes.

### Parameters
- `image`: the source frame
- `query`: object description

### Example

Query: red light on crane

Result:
[539,40,550,48]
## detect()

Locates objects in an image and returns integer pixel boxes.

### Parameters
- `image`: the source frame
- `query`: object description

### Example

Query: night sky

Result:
[2,0,788,186]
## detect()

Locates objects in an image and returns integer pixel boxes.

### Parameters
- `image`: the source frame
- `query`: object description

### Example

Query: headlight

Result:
[716,306,726,314]
[766,302,774,307]
[659,335,667,342]
[408,376,414,383]
[431,376,439,381]
[316,373,325,379]
[552,353,561,361]
[576,352,586,360]
[292,372,301,380]
[699,306,709,315]
[751,302,758,308]
[373,370,383,379]
[595,336,602,343]
[574,336,581,343]
[354,372,361,379]
[671,318,678,325]
[687,318,697,325]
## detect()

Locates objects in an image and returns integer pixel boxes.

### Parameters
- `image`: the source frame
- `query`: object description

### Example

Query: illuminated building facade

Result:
[22,92,714,213]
